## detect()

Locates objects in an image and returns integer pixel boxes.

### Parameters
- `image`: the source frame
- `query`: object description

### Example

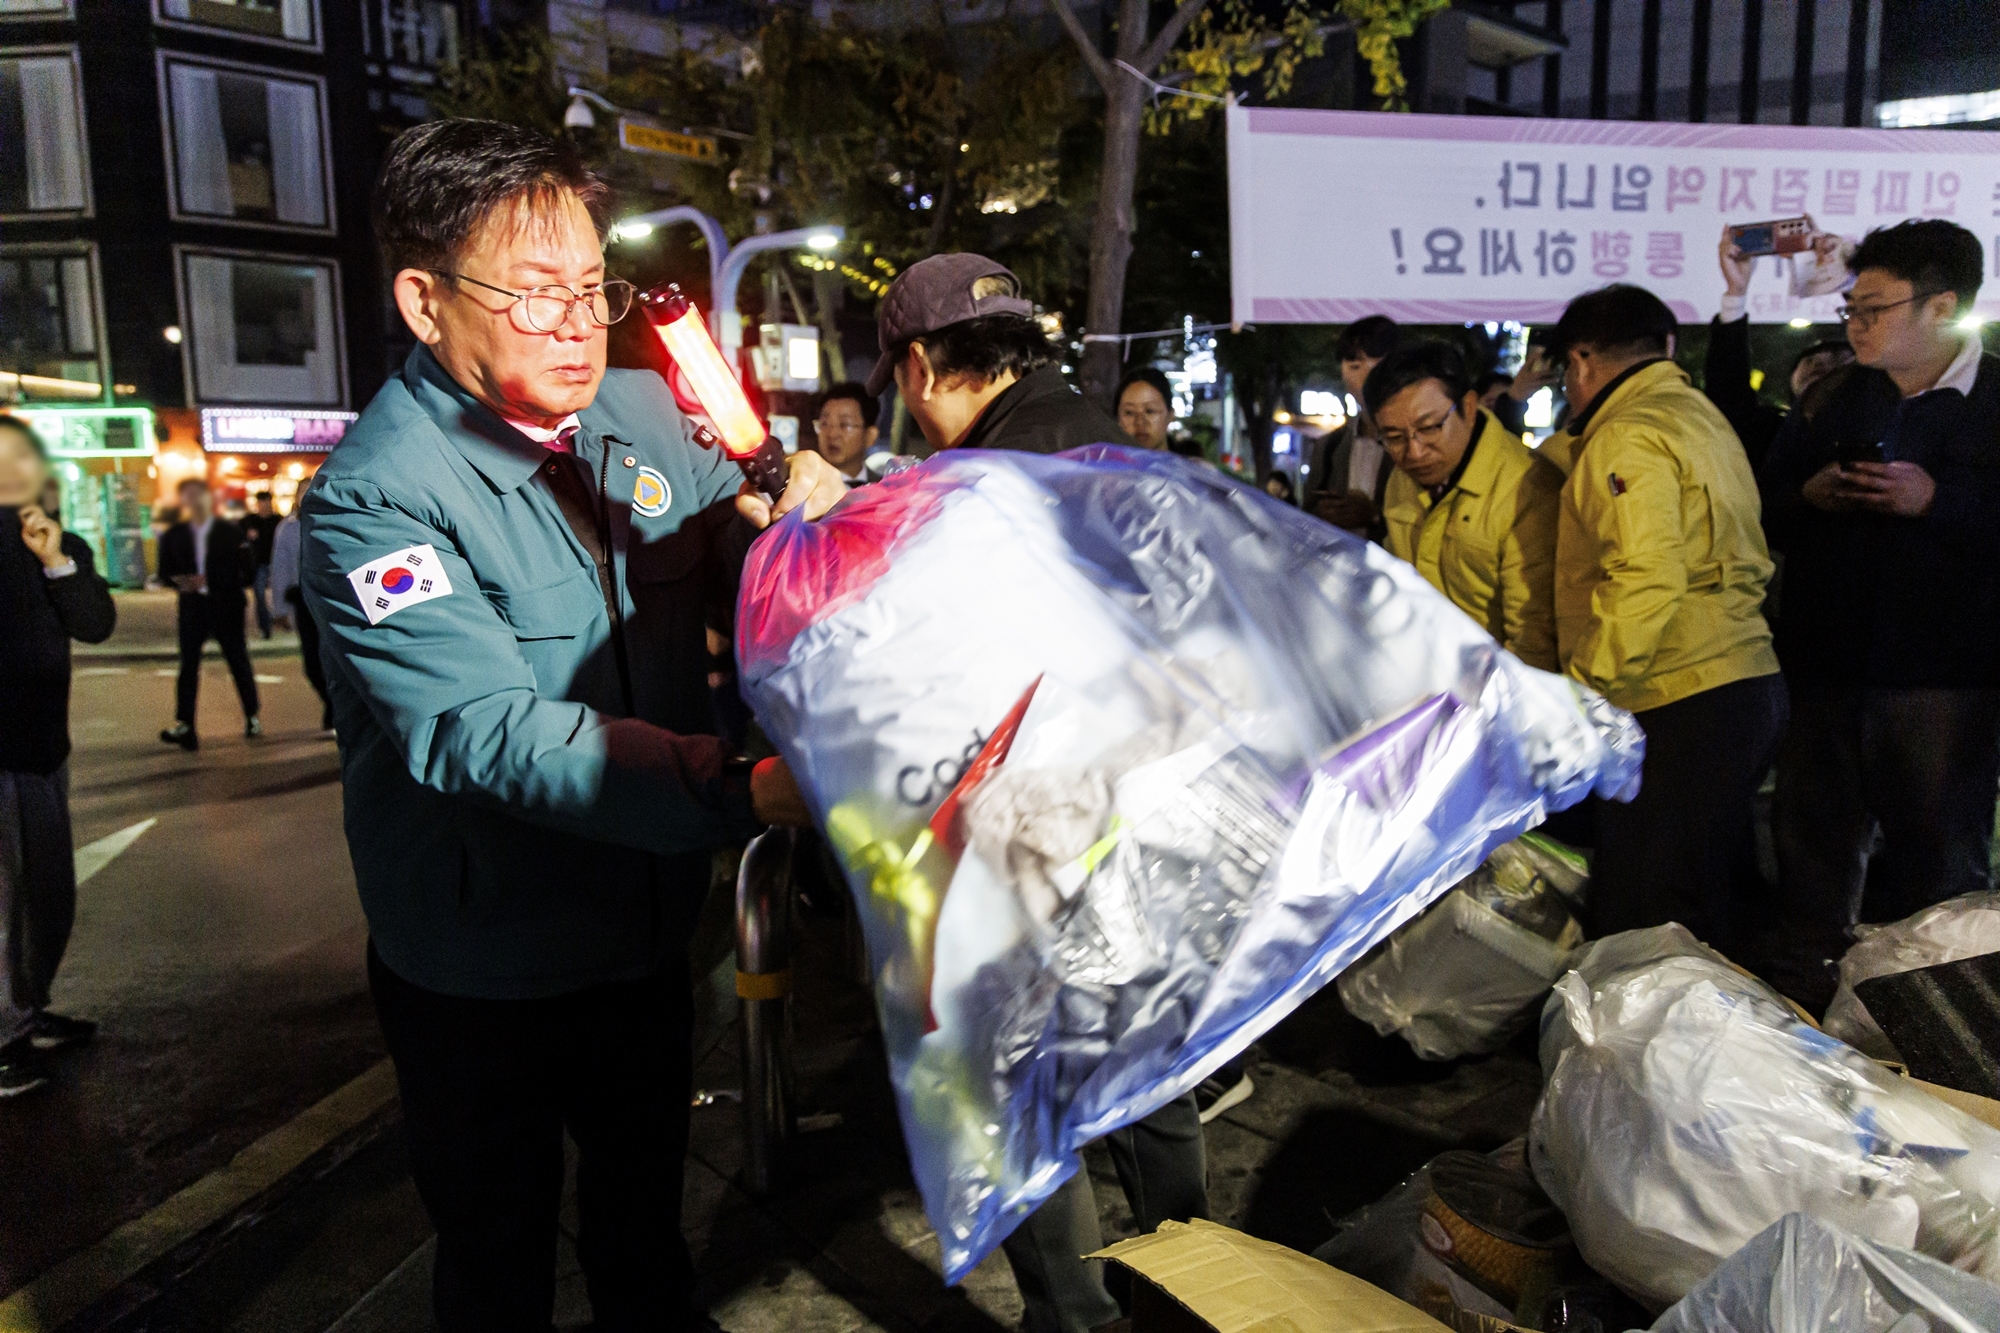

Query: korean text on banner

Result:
[1226,106,2000,326]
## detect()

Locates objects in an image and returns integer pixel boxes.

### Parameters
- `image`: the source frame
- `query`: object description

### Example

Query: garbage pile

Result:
[1317,910,2000,1330]
[1338,833,1589,1061]
[736,446,1644,1283]
[1823,891,2000,1063]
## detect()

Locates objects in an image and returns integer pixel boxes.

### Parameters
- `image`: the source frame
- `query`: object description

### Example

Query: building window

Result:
[177,249,344,406]
[0,0,75,20]
[0,49,90,217]
[156,0,316,47]
[161,56,330,230]
[0,248,103,403]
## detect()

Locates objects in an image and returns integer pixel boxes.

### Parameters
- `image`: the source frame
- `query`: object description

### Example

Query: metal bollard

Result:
[734,827,796,1196]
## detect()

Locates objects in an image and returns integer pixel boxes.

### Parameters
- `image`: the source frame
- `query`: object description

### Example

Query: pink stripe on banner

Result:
[1241,108,2000,155]
[1251,297,1706,325]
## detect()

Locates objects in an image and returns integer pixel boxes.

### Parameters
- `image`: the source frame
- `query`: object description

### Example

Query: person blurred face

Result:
[393,190,609,428]
[1341,354,1384,402]
[178,480,213,523]
[1374,378,1480,490]
[254,492,274,514]
[1117,381,1172,450]
[813,396,877,475]
[1790,346,1855,399]
[0,424,48,506]
[1841,269,1961,374]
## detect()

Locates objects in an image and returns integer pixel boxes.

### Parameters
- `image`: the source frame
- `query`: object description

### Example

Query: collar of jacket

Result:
[1425,409,1499,503]
[959,364,1070,450]
[403,344,568,494]
[1568,357,1680,439]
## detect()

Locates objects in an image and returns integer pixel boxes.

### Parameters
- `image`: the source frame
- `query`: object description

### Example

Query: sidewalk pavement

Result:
[78,590,301,662]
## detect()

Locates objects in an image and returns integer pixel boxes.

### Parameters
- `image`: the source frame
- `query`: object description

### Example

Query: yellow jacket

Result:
[1541,360,1779,713]
[1382,411,1562,670]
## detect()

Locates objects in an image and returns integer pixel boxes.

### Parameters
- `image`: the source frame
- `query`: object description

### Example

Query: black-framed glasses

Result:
[431,270,635,332]
[1838,293,1927,327]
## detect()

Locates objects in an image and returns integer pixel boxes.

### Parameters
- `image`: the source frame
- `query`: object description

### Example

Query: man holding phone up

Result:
[1759,218,2000,1011]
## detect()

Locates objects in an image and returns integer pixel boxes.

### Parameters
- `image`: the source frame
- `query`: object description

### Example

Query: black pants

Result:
[285,587,330,717]
[1768,685,2000,1005]
[1590,672,1789,956]
[175,594,259,725]
[368,945,695,1333]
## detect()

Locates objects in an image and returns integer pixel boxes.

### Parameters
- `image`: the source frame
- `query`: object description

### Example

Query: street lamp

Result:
[612,205,843,371]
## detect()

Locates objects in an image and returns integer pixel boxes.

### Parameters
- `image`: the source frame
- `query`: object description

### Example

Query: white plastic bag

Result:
[1646,1212,2000,1333]
[1530,924,2000,1312]
[1824,892,2000,1062]
[1338,834,1588,1060]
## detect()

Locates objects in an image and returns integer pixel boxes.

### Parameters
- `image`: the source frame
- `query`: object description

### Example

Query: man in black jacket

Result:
[157,478,260,749]
[1758,219,2000,1011]
[865,253,1131,458]
[870,257,1209,1333]
[0,417,116,1097]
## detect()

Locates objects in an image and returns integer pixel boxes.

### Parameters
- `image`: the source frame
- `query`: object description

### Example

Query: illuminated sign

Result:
[618,120,719,164]
[201,407,357,453]
[12,407,157,459]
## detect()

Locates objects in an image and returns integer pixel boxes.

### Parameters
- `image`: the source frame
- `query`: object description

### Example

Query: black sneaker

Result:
[160,722,198,751]
[1194,1061,1255,1125]
[29,1012,96,1053]
[245,715,263,739]
[0,1039,48,1099]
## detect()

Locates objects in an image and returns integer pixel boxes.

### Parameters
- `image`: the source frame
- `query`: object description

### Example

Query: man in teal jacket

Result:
[301,120,831,1332]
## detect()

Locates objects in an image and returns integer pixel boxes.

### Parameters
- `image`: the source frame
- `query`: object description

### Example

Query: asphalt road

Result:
[0,632,384,1297]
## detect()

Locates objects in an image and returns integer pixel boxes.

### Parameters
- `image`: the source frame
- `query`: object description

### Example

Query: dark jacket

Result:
[1759,350,2000,688]
[0,512,116,774]
[158,518,253,607]
[959,365,1133,454]
[1704,316,1787,474]
[301,346,759,999]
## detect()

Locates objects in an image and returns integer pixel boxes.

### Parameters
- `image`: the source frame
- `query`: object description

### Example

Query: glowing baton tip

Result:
[638,284,766,458]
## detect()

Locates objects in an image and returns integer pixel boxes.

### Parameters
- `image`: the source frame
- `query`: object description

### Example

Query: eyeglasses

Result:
[1837,293,1929,328]
[1379,410,1458,452]
[431,270,635,332]
[814,418,868,434]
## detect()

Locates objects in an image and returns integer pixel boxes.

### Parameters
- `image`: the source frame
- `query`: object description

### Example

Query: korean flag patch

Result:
[346,543,453,625]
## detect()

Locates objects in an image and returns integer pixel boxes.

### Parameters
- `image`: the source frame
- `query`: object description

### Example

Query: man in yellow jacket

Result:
[1540,284,1786,954]
[1365,341,1561,670]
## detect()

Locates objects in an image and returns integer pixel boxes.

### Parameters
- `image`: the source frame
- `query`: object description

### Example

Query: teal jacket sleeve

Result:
[302,477,756,856]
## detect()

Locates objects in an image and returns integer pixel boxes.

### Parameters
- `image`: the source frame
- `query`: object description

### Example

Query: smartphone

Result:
[1729,217,1814,257]
[1836,439,1886,467]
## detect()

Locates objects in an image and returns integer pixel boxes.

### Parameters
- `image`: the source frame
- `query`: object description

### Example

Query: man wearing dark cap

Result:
[866,253,1132,454]
[870,254,1199,1333]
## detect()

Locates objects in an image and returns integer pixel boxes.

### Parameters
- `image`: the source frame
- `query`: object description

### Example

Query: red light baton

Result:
[638,283,790,500]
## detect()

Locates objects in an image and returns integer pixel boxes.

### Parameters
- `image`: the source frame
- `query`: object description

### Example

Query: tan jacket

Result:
[1541,360,1779,713]
[1382,412,1561,671]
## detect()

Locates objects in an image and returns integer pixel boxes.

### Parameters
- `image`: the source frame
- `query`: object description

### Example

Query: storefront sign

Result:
[618,120,719,164]
[1227,107,2000,325]
[201,407,357,453]
[13,407,157,458]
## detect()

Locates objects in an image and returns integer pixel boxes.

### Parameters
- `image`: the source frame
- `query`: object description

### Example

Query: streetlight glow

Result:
[1788,317,1812,329]
[614,220,655,241]
[806,232,839,250]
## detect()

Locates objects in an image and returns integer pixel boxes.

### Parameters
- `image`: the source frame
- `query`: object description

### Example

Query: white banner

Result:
[1228,106,2000,326]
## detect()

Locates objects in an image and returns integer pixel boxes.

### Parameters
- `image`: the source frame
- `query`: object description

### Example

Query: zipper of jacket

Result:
[596,443,635,716]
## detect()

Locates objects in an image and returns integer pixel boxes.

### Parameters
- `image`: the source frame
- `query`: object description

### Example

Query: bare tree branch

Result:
[1135,0,1212,75]
[1042,0,1115,93]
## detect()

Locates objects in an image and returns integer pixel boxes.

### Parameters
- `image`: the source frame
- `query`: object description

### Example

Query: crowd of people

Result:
[1,111,1995,1331]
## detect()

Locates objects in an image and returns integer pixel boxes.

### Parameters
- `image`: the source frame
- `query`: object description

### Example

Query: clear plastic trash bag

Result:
[1530,924,2000,1313]
[1824,893,2000,1063]
[1339,833,1589,1061]
[737,446,1643,1283]
[1645,1212,2000,1333]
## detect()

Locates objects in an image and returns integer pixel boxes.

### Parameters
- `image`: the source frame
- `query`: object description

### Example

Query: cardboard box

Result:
[1092,1219,1497,1333]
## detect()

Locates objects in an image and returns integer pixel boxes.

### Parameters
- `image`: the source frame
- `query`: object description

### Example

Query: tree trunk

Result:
[1079,76,1147,409]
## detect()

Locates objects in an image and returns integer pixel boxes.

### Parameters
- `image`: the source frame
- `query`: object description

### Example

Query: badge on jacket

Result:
[1608,473,1628,497]
[346,543,454,625]
[633,466,672,518]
